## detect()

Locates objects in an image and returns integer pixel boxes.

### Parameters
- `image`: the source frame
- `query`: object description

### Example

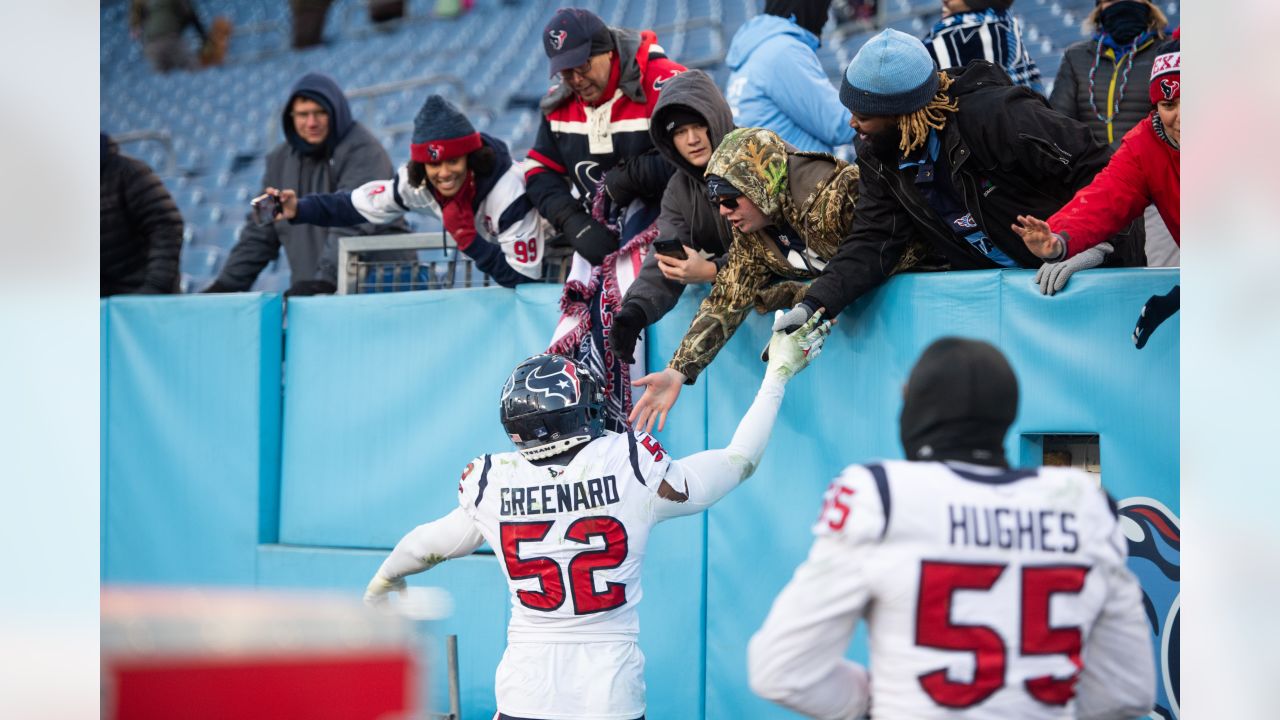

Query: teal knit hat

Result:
[839,29,939,116]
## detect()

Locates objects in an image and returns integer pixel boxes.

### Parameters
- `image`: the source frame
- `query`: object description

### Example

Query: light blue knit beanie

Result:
[839,28,939,116]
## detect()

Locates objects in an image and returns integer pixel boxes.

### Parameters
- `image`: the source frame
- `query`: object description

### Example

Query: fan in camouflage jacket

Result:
[666,127,924,383]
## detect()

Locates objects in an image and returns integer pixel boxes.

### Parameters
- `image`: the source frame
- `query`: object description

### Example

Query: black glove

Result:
[1133,285,1179,349]
[561,212,617,266]
[604,164,639,208]
[609,303,648,364]
[201,279,236,293]
[285,279,337,297]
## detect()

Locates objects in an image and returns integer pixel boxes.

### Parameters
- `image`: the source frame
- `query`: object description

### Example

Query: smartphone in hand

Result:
[251,193,283,226]
[652,238,688,260]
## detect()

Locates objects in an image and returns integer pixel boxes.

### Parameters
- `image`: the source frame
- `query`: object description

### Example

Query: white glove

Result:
[1034,241,1113,296]
[363,573,407,608]
[765,309,833,383]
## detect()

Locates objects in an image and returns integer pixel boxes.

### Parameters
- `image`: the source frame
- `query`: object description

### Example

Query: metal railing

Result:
[113,129,177,177]
[651,16,728,69]
[337,230,574,294]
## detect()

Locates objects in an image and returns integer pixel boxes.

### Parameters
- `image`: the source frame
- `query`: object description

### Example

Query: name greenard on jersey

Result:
[500,475,622,517]
[948,504,1080,554]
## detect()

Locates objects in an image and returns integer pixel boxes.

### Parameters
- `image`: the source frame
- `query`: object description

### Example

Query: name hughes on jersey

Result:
[949,504,1079,553]
[500,475,621,517]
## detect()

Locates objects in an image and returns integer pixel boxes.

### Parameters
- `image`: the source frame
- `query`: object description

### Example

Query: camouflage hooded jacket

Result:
[668,128,917,383]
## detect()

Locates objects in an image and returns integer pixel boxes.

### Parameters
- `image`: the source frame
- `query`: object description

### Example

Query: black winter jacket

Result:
[1050,35,1163,149]
[100,134,183,296]
[622,69,735,325]
[805,62,1143,317]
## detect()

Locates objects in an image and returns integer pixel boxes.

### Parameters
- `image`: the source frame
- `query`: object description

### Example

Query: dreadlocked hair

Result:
[896,73,959,155]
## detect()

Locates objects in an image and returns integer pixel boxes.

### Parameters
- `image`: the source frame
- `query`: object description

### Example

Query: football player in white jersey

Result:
[748,337,1156,720]
[364,311,833,720]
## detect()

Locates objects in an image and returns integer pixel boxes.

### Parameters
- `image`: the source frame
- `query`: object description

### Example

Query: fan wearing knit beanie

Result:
[922,0,1044,92]
[276,94,548,288]
[1015,34,1179,318]
[769,28,1138,329]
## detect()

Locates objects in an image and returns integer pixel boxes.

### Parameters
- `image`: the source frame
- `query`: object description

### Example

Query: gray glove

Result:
[771,303,813,333]
[1034,242,1113,296]
[765,309,833,383]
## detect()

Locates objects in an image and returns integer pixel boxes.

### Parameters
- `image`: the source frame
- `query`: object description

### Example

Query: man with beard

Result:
[771,29,1144,329]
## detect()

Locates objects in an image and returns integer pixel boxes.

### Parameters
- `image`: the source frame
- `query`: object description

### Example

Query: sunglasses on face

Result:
[705,175,742,209]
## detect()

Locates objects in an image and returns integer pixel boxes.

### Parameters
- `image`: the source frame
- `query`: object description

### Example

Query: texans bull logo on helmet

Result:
[1118,497,1180,720]
[548,29,568,51]
[522,358,581,408]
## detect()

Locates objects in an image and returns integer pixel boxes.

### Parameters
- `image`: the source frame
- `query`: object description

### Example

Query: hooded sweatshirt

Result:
[666,128,885,383]
[291,133,545,288]
[620,70,735,325]
[212,72,411,290]
[724,12,855,153]
[899,337,1018,466]
[100,133,183,295]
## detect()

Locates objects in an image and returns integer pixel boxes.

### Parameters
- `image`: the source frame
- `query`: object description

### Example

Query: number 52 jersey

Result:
[457,429,683,644]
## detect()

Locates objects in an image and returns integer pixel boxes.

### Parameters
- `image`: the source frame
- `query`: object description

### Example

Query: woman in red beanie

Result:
[272,94,546,288]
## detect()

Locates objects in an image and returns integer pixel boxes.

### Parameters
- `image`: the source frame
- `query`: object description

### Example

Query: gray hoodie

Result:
[214,72,411,290]
[622,69,735,325]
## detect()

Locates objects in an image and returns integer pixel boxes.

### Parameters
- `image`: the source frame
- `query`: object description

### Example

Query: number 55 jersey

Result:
[748,460,1156,720]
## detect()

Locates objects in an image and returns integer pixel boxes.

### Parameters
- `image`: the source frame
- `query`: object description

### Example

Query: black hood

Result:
[648,69,734,184]
[899,337,1018,467]
[764,0,832,40]
[282,72,356,158]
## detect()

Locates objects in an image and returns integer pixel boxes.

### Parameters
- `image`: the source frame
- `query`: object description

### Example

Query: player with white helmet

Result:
[748,337,1156,719]
[365,311,832,720]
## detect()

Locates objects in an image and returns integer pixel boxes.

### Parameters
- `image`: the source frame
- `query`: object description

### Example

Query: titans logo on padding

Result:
[1118,497,1180,720]
[526,359,580,408]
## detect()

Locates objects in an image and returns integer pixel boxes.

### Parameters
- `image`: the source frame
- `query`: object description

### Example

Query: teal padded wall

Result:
[102,294,282,584]
[101,269,1178,719]
[701,269,1179,718]
[277,285,562,549]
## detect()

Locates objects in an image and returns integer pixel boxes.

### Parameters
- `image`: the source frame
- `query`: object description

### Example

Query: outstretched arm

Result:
[748,536,872,720]
[654,312,832,520]
[364,507,485,606]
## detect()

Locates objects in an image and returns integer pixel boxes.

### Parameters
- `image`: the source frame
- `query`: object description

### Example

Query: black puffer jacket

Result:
[805,62,1144,317]
[1049,35,1164,149]
[621,70,735,325]
[100,133,182,296]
